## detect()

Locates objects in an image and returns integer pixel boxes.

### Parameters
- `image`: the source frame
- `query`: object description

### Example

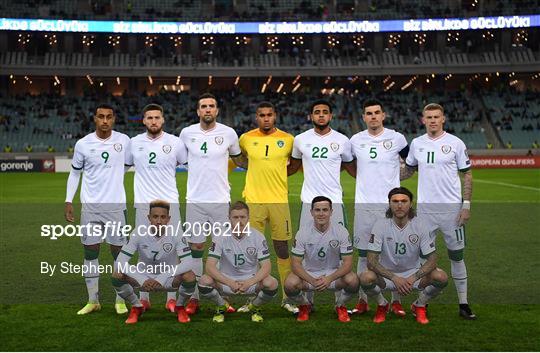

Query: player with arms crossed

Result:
[179,93,246,314]
[64,103,131,315]
[285,196,359,322]
[112,200,196,324]
[360,187,448,324]
[401,103,475,320]
[288,99,354,228]
[126,103,188,312]
[348,98,409,316]
[198,201,278,323]
[239,101,296,312]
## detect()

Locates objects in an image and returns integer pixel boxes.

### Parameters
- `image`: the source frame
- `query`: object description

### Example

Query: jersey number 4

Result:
[200,142,208,154]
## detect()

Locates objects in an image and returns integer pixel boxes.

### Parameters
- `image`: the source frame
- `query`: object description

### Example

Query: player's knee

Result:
[431,269,448,287]
[344,272,360,288]
[284,273,301,292]
[109,245,122,260]
[262,275,279,290]
[111,276,127,287]
[182,270,196,283]
[198,274,214,287]
[359,270,377,286]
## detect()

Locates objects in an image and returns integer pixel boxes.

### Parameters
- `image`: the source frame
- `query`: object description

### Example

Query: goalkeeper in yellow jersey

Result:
[238,101,296,313]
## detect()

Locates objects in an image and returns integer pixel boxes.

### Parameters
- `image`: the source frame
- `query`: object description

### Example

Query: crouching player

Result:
[112,200,196,324]
[360,187,448,324]
[198,201,278,323]
[284,196,359,322]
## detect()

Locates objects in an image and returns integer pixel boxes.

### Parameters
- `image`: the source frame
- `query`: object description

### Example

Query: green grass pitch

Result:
[0,169,539,351]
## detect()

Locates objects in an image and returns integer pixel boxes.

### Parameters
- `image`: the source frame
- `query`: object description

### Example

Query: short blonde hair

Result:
[149,200,170,213]
[422,103,444,115]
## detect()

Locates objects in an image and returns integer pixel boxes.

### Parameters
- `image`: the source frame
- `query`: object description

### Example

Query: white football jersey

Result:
[350,128,408,209]
[179,123,241,203]
[368,217,435,273]
[406,132,470,211]
[120,231,191,272]
[71,131,130,212]
[127,132,187,206]
[292,129,353,204]
[208,229,270,278]
[291,222,353,273]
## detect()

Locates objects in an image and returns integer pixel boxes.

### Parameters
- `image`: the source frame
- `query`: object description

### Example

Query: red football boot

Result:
[185,298,199,315]
[336,306,351,322]
[125,306,144,324]
[176,305,191,323]
[391,301,406,317]
[373,303,389,324]
[297,304,310,322]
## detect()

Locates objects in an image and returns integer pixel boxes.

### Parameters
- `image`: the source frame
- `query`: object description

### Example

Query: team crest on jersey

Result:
[277,140,285,148]
[163,243,173,253]
[441,145,452,154]
[162,145,172,154]
[246,247,256,256]
[408,234,419,244]
[114,143,122,152]
[383,139,393,150]
[215,136,224,145]
[330,142,339,152]
[329,240,339,249]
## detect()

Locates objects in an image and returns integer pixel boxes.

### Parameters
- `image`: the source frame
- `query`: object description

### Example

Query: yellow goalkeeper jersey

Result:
[239,128,294,203]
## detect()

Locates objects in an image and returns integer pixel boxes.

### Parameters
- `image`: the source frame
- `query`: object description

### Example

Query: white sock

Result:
[363,284,388,306]
[139,291,150,301]
[391,291,401,303]
[306,291,314,304]
[252,289,277,306]
[176,282,196,306]
[416,285,443,307]
[167,292,176,301]
[451,259,468,304]
[336,289,356,307]
[115,284,142,307]
[83,259,99,303]
[286,290,309,305]
[198,286,225,306]
[357,257,368,302]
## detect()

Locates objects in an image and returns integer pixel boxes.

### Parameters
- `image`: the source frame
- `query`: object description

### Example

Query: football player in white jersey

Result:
[64,104,131,315]
[198,201,278,323]
[288,99,354,228]
[112,200,196,324]
[402,103,475,320]
[285,196,358,322]
[360,187,448,324]
[348,98,409,316]
[126,103,188,313]
[179,93,247,314]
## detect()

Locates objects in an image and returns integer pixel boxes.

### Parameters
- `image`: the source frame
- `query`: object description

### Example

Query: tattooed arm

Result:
[458,169,473,226]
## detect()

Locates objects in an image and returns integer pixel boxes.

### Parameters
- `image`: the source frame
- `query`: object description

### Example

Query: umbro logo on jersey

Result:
[441,145,452,154]
[163,243,173,253]
[114,143,123,152]
[90,149,96,153]
[419,148,424,152]
[383,140,393,150]
[162,145,172,154]
[138,147,144,151]
[408,234,419,244]
[360,144,366,148]
[329,240,339,248]
[277,140,285,148]
[247,247,256,256]
[330,142,339,152]
[215,136,224,145]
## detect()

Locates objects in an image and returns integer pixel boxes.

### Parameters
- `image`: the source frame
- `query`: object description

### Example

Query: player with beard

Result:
[126,103,188,312]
